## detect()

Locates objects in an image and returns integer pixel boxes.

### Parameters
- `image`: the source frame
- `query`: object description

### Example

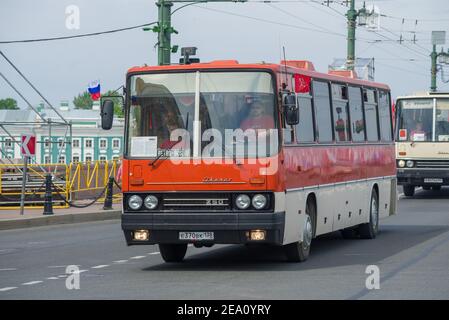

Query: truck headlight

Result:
[398,160,405,168]
[406,160,414,168]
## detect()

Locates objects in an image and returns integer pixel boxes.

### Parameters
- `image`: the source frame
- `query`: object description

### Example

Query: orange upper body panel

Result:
[127,60,390,91]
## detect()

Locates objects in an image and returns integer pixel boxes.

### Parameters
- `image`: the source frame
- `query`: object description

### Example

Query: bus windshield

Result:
[126,71,278,158]
[396,98,449,142]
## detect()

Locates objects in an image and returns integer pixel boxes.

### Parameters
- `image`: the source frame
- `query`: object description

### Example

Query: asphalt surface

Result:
[1,187,448,300]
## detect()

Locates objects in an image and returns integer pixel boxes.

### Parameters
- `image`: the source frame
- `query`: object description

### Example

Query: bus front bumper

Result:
[397,168,449,186]
[122,211,285,246]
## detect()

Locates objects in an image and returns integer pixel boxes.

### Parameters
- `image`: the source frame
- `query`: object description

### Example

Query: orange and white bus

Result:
[101,59,396,262]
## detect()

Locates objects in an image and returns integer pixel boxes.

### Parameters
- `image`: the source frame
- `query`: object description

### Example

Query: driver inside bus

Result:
[410,121,426,141]
[240,99,275,131]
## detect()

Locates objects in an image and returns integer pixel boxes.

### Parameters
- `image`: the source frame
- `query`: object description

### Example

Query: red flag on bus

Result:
[293,74,311,94]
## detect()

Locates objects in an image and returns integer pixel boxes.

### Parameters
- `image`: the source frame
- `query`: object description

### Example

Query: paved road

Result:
[1,187,448,300]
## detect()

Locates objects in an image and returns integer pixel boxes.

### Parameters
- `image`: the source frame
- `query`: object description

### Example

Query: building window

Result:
[112,156,119,161]
[58,155,66,164]
[99,155,107,161]
[44,138,50,148]
[85,139,93,148]
[99,139,107,149]
[72,139,80,148]
[5,138,12,148]
[58,139,65,148]
[72,155,80,163]
[44,155,51,164]
[85,154,92,162]
[112,138,120,149]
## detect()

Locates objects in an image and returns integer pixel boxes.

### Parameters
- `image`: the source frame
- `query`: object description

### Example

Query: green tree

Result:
[0,98,18,110]
[73,91,93,109]
[103,90,124,118]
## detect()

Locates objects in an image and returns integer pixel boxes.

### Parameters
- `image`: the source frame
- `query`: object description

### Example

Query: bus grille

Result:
[415,160,449,169]
[162,193,232,211]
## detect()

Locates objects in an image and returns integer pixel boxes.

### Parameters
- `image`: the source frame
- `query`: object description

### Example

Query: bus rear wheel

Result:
[358,188,379,239]
[284,200,316,262]
[403,185,415,197]
[159,244,188,263]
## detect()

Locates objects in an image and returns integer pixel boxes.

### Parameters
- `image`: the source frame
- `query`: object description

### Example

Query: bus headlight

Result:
[235,194,251,209]
[398,160,406,168]
[128,195,143,210]
[252,194,267,210]
[406,160,414,168]
[144,195,158,210]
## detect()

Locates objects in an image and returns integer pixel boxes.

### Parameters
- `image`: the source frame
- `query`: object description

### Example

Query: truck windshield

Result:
[126,71,278,158]
[396,98,449,142]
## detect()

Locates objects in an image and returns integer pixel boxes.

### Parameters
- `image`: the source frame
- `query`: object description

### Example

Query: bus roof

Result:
[127,59,390,90]
[396,92,449,100]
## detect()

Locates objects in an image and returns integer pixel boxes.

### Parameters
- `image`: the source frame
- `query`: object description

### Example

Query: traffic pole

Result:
[103,177,114,210]
[346,0,357,71]
[431,44,438,92]
[43,173,54,215]
[19,156,28,215]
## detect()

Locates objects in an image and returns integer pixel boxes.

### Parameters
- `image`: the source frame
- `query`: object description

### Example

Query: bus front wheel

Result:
[403,185,415,197]
[284,200,316,262]
[159,244,188,263]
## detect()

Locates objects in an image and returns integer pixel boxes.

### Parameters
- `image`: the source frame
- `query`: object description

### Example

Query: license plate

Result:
[179,232,214,241]
[424,178,443,184]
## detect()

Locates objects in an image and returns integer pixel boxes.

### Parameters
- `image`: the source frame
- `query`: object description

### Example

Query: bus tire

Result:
[284,199,316,262]
[358,188,379,239]
[403,185,415,197]
[159,244,188,263]
[423,186,431,191]
[432,186,441,191]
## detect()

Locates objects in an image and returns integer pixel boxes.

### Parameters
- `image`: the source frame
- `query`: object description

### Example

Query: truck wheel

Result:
[358,188,379,239]
[284,200,316,262]
[159,244,188,262]
[403,185,415,197]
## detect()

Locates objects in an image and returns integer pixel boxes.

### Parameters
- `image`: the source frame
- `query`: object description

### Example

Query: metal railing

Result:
[0,160,122,209]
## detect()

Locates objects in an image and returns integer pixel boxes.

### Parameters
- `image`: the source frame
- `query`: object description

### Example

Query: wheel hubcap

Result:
[371,195,378,232]
[303,215,313,249]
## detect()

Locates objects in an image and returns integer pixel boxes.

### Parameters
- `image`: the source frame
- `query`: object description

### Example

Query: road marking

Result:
[48,265,80,268]
[91,265,109,269]
[22,281,43,286]
[0,268,17,271]
[0,287,17,292]
[130,256,146,260]
[73,269,88,274]
[58,275,68,278]
[113,260,128,264]
[149,252,160,255]
[46,277,59,280]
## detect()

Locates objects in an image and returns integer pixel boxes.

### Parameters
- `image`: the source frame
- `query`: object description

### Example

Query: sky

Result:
[1,0,449,109]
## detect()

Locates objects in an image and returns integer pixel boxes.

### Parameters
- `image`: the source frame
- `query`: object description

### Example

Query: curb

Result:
[0,210,121,231]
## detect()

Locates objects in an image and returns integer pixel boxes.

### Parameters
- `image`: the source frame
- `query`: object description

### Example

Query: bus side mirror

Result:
[283,94,299,126]
[101,99,114,130]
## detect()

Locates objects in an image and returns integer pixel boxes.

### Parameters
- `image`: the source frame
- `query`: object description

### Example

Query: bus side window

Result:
[348,86,365,142]
[378,90,393,141]
[331,83,350,142]
[283,117,294,144]
[312,81,333,143]
[363,88,380,142]
[295,94,315,143]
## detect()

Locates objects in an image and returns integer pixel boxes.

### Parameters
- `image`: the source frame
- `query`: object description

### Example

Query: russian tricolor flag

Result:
[88,80,101,101]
